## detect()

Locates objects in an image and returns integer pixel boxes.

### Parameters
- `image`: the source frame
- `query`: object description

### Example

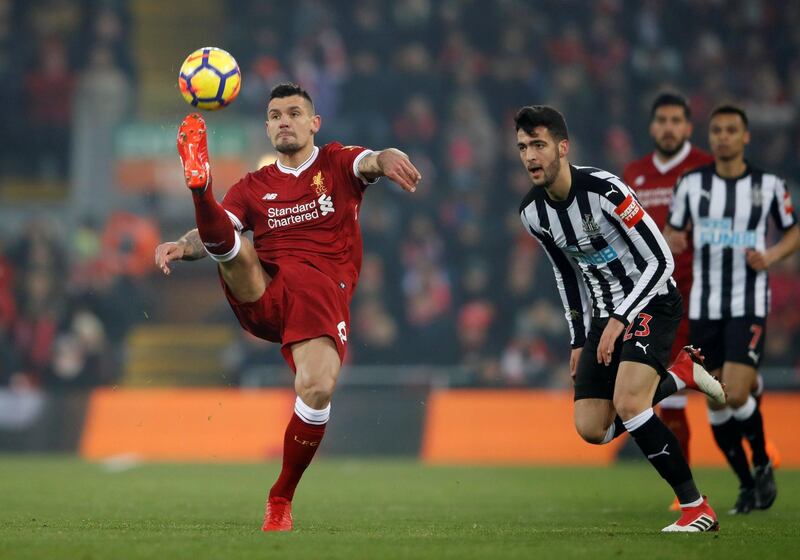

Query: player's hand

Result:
[569,347,582,383]
[597,318,625,366]
[155,241,186,275]
[665,228,688,254]
[746,248,773,271]
[377,149,422,193]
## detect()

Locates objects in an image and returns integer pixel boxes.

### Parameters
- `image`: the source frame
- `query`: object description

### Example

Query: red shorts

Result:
[220,261,350,372]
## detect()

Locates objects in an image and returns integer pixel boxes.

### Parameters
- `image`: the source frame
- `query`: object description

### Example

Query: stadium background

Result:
[0,0,799,464]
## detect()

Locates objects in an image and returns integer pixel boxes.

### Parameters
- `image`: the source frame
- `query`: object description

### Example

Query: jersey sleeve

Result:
[668,175,691,230]
[770,177,797,231]
[599,185,675,325]
[521,211,590,348]
[220,177,252,232]
[327,142,378,193]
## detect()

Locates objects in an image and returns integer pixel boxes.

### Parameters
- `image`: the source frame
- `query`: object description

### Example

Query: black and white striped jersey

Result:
[520,165,675,348]
[668,163,797,320]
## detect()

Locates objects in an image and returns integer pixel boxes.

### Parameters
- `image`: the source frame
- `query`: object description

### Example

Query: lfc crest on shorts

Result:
[582,214,602,238]
[312,171,327,195]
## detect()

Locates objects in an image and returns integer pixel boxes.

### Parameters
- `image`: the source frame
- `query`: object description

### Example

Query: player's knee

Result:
[296,375,336,408]
[612,394,647,422]
[574,419,607,445]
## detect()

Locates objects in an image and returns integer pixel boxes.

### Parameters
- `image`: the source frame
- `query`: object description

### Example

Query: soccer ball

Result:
[178,47,241,110]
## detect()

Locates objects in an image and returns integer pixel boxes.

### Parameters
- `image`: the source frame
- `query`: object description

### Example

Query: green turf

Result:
[0,456,797,559]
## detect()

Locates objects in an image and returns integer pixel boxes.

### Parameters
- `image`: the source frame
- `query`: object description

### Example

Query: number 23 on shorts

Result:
[623,312,652,341]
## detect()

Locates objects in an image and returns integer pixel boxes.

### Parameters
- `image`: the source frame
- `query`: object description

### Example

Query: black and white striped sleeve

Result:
[521,211,590,347]
[668,174,692,230]
[599,185,674,325]
[769,177,797,230]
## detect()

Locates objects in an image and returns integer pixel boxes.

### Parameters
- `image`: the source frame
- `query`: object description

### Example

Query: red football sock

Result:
[269,413,327,501]
[660,407,691,463]
[192,181,237,260]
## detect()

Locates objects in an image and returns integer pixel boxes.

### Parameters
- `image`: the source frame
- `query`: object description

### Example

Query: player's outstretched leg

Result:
[177,113,240,262]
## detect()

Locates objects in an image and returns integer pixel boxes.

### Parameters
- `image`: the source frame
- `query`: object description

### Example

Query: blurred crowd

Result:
[2,0,800,388]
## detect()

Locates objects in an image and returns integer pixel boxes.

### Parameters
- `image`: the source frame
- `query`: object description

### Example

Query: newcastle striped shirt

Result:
[520,165,675,348]
[668,163,797,319]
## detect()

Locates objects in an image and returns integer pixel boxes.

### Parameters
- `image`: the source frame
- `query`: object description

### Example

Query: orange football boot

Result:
[176,113,211,191]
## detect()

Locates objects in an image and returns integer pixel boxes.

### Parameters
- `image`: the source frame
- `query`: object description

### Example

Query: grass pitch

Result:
[0,456,797,559]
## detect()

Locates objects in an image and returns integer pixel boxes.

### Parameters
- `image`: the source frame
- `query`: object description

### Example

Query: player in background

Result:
[666,104,799,514]
[517,105,725,532]
[155,83,421,531]
[623,93,713,510]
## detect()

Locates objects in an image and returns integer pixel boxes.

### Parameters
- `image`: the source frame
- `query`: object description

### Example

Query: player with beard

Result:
[623,93,713,509]
[155,83,421,531]
[517,105,725,532]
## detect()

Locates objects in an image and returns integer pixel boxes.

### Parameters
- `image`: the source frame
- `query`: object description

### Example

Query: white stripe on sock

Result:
[707,407,733,425]
[294,396,330,425]
[622,408,654,432]
[680,496,704,508]
[206,232,241,263]
[732,395,757,421]
[600,423,616,444]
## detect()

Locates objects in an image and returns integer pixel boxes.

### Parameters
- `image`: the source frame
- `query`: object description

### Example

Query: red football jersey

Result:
[222,142,375,304]
[622,142,713,302]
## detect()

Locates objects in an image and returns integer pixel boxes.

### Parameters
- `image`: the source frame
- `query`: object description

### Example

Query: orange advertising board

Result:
[80,388,294,461]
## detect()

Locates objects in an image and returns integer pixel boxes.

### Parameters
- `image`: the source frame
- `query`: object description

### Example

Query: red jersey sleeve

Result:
[325,142,377,194]
[221,175,252,232]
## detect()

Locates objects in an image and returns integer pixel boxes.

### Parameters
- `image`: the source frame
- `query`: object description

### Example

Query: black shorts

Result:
[689,317,766,371]
[574,285,682,401]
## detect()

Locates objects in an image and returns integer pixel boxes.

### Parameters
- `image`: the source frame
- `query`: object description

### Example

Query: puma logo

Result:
[636,341,649,354]
[541,226,552,238]
[647,444,670,460]
[748,349,760,363]
[605,186,619,197]
[699,190,711,200]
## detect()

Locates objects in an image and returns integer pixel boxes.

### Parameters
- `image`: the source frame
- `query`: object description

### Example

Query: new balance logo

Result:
[203,241,224,248]
[318,194,335,215]
[636,341,649,354]
[263,193,278,200]
[337,321,347,344]
[647,444,670,460]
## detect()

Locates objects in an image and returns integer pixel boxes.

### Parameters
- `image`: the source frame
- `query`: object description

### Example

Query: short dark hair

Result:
[269,82,314,111]
[514,105,569,141]
[709,103,749,129]
[650,92,691,120]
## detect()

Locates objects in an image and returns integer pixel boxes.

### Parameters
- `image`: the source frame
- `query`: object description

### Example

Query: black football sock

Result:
[710,411,754,489]
[624,408,700,505]
[651,375,678,406]
[733,397,769,467]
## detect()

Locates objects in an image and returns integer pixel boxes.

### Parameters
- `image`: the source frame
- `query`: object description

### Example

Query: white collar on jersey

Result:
[276,146,319,177]
[651,141,692,175]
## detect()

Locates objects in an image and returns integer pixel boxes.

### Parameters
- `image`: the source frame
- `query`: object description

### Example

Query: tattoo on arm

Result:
[179,229,207,260]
